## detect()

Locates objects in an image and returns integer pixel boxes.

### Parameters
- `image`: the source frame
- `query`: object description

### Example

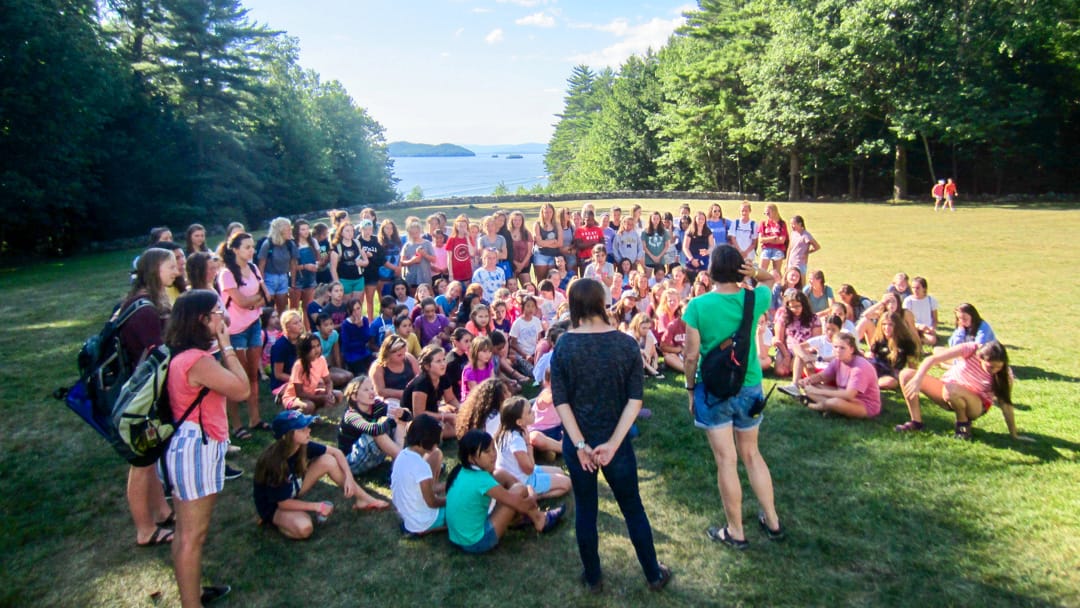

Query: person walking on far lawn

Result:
[943,178,958,211]
[931,179,946,211]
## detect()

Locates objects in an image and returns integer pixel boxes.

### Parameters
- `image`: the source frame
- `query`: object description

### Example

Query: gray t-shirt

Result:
[258,239,298,276]
[402,240,435,286]
[551,330,644,443]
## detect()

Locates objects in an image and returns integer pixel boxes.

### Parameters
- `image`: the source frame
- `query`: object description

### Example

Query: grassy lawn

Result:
[1,200,1077,607]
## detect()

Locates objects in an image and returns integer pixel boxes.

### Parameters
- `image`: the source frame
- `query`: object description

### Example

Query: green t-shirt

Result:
[683,285,771,387]
[446,467,498,546]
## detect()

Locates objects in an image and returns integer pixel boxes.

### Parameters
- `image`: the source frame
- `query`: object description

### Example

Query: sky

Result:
[241,0,696,145]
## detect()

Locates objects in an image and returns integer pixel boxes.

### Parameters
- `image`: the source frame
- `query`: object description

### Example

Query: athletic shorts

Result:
[165,422,227,501]
[339,277,365,295]
[525,469,552,494]
[693,383,765,432]
[455,520,499,554]
[230,318,263,349]
[264,273,291,296]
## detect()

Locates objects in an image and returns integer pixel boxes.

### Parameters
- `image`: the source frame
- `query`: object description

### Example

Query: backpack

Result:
[700,289,756,401]
[112,344,209,465]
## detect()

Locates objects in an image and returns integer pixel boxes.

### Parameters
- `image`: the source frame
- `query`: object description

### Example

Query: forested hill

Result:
[545,1,1080,201]
[1,0,397,256]
[388,142,476,157]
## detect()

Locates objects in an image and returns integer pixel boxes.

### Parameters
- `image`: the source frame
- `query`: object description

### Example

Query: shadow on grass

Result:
[1011,365,1080,383]
[976,431,1080,462]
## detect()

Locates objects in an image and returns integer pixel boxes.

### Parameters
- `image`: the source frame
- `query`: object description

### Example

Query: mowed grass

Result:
[1,200,1078,607]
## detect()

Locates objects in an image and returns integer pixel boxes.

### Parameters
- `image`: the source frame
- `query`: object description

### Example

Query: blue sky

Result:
[241,0,695,145]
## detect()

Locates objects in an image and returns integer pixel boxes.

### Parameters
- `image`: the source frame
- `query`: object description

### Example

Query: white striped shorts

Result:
[165,422,227,501]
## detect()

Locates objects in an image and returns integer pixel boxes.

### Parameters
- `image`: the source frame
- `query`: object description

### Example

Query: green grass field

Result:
[1,200,1077,607]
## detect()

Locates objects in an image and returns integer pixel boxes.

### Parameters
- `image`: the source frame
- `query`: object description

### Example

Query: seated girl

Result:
[866,312,919,391]
[770,267,805,317]
[315,312,354,388]
[490,330,530,392]
[465,304,494,337]
[253,410,389,540]
[340,300,374,376]
[401,345,459,438]
[796,332,882,419]
[460,335,495,401]
[390,414,447,536]
[772,290,820,377]
[902,276,939,346]
[625,313,663,379]
[456,377,510,440]
[369,334,420,402]
[527,370,563,456]
[802,270,834,317]
[897,341,1024,441]
[494,397,571,500]
[837,284,873,324]
[854,292,916,349]
[659,308,687,375]
[946,302,996,347]
[281,332,342,414]
[445,430,565,554]
[393,313,422,358]
[780,314,842,396]
[338,375,406,477]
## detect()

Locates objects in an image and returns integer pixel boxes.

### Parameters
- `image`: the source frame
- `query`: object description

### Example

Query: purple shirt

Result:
[415,313,450,348]
[460,363,494,401]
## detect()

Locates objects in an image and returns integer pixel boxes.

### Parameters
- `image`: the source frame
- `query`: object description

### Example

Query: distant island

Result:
[388,142,475,157]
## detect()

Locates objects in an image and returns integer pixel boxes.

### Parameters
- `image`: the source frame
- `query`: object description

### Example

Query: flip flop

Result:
[540,505,566,534]
[136,525,174,547]
[155,511,175,528]
[232,427,253,441]
[354,499,391,511]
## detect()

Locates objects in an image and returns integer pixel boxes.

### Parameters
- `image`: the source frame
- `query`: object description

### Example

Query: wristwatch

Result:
[575,440,587,450]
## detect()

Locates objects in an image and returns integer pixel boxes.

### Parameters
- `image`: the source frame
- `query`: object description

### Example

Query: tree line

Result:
[1,0,397,256]
[545,0,1080,201]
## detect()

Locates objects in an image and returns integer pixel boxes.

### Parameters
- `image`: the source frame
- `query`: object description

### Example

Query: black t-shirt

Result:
[551,331,644,443]
[269,337,298,391]
[401,373,452,414]
[445,350,468,400]
[359,236,384,282]
[335,241,362,280]
[253,441,327,522]
[315,239,332,284]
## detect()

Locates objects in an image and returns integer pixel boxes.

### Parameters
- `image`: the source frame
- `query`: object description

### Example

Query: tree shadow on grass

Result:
[975,431,1080,463]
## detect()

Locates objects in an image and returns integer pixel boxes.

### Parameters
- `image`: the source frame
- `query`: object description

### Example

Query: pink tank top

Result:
[168,349,229,442]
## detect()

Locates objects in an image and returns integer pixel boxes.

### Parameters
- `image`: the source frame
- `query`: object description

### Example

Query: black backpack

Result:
[701,289,756,401]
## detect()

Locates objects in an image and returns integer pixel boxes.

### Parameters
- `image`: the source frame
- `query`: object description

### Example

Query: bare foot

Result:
[353,496,391,511]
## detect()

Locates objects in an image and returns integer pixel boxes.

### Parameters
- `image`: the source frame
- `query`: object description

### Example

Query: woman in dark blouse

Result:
[551,278,671,593]
[401,345,459,438]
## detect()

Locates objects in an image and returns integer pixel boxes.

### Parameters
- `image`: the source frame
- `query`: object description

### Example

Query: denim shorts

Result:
[346,434,387,476]
[294,271,317,290]
[532,251,558,266]
[693,383,764,431]
[264,273,291,296]
[760,247,785,261]
[230,318,263,349]
[456,520,499,554]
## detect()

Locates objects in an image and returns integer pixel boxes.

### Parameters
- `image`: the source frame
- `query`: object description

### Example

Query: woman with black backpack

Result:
[682,245,784,550]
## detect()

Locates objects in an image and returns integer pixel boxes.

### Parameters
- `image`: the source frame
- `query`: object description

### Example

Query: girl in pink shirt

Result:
[797,332,881,418]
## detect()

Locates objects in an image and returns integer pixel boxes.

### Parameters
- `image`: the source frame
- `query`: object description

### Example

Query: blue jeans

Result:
[562,435,661,586]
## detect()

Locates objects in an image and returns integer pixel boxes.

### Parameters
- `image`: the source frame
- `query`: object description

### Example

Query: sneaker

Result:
[224,465,244,481]
[226,444,241,456]
[777,384,801,399]
[200,585,231,605]
[953,422,972,440]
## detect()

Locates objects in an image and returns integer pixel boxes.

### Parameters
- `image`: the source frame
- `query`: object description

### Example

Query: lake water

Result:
[390,154,548,199]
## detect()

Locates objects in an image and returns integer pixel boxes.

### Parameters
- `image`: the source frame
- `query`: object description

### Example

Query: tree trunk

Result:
[812,155,819,199]
[788,150,801,201]
[921,133,936,184]
[893,143,907,200]
[848,159,857,200]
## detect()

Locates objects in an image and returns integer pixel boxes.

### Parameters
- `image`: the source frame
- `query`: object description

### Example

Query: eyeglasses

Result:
[211,309,225,316]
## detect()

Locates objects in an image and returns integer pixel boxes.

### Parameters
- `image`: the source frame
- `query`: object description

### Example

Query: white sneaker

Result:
[777,384,801,398]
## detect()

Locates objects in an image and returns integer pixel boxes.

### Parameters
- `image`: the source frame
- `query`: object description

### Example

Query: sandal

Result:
[758,512,785,541]
[706,525,749,550]
[894,420,925,433]
[539,505,566,534]
[155,511,175,528]
[232,427,253,441]
[250,421,272,432]
[136,525,174,547]
[954,422,972,441]
[200,585,231,605]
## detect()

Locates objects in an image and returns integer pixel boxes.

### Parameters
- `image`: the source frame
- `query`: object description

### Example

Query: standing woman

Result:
[329,222,367,305]
[292,220,319,322]
[357,219,384,321]
[682,211,714,282]
[682,245,783,550]
[642,211,670,277]
[163,289,250,607]
[377,219,403,297]
[757,204,788,276]
[184,224,209,257]
[532,203,562,282]
[551,278,672,592]
[218,232,271,439]
[258,217,299,317]
[507,211,533,284]
[121,249,180,547]
[558,207,579,276]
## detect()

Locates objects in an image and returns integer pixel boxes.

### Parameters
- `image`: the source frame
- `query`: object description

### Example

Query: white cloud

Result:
[568,14,687,68]
[515,11,555,27]
[496,0,551,6]
[485,28,504,44]
[440,52,451,58]
[471,7,491,13]
[454,27,465,38]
